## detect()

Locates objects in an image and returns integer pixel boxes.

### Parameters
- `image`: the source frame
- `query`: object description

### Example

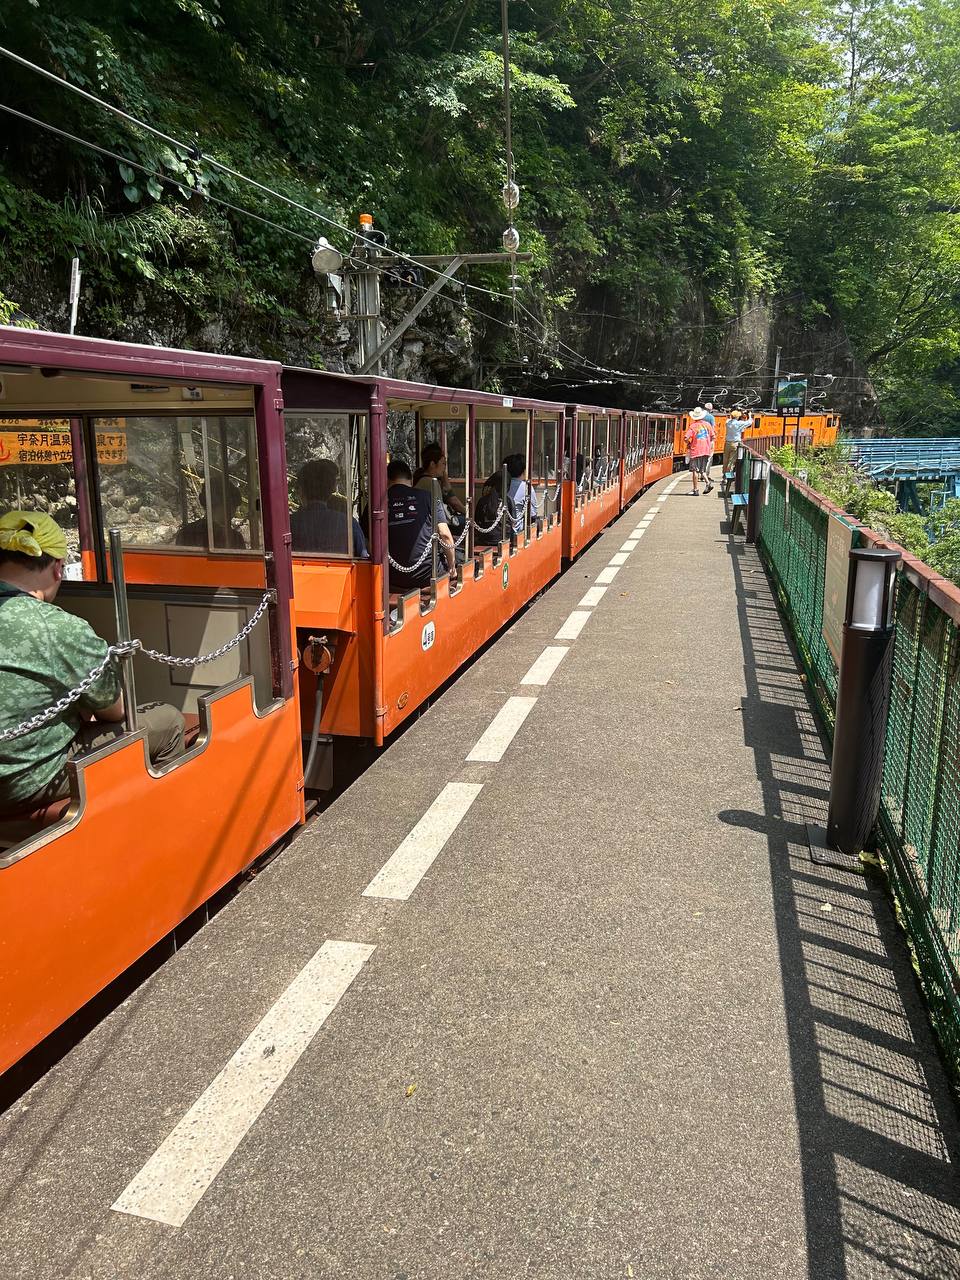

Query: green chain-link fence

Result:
[759,467,960,1076]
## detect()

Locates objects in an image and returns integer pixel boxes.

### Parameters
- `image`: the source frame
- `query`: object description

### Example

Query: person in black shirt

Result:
[387,458,454,592]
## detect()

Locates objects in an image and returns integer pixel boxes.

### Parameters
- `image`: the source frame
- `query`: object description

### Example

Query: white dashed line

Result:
[521,646,569,686]
[112,939,375,1229]
[608,552,629,566]
[621,539,639,551]
[595,566,620,585]
[578,585,608,608]
[363,782,484,899]
[556,609,591,641]
[466,696,538,762]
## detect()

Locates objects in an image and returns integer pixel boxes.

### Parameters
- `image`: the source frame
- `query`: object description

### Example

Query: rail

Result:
[755,458,960,1073]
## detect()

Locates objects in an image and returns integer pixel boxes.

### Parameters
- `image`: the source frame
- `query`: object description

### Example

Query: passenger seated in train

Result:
[0,511,186,819]
[290,460,368,557]
[505,453,539,535]
[176,481,247,550]
[386,459,454,592]
[413,442,467,560]
[474,473,516,547]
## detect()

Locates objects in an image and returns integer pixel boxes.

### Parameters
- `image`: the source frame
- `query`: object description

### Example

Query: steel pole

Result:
[107,529,138,734]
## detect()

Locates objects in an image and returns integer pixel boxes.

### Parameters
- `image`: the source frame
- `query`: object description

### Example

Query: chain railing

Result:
[0,592,272,743]
[139,592,272,668]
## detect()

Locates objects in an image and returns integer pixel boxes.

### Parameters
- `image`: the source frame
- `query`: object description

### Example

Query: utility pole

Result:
[342,214,532,377]
[352,214,383,373]
[770,345,782,409]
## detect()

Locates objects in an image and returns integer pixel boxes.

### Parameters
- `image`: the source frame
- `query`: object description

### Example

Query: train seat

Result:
[0,797,72,852]
[0,713,203,852]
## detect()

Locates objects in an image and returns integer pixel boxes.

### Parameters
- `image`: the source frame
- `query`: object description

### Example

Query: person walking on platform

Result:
[685,409,716,496]
[0,510,185,817]
[700,402,717,485]
[722,409,754,494]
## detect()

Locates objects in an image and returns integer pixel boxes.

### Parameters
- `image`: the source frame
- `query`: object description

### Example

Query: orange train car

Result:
[0,324,844,1076]
[671,410,841,461]
[0,332,681,1076]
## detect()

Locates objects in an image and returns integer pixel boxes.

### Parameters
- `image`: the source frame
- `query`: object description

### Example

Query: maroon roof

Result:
[0,327,280,385]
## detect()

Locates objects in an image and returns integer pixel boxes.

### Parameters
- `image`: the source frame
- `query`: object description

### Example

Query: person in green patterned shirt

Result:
[0,510,185,815]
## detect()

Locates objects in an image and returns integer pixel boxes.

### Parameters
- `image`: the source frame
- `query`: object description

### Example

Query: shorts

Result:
[689,455,710,476]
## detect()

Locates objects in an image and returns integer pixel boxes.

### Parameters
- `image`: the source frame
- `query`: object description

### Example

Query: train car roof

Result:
[0,326,281,385]
[280,364,576,414]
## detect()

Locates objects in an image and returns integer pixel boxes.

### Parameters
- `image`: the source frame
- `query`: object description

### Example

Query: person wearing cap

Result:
[684,409,716,496]
[0,510,185,816]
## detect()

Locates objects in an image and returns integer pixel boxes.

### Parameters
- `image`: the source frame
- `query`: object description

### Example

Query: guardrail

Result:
[756,459,960,1075]
[844,438,960,479]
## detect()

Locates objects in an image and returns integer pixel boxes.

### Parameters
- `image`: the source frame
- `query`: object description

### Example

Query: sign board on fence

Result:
[822,514,853,662]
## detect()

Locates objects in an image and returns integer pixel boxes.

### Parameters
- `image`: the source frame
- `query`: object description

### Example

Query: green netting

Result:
[759,472,840,724]
[758,470,960,1076]
[879,581,960,1072]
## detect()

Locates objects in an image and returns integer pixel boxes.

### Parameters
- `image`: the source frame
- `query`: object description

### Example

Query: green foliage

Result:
[771,444,960,578]
[0,0,957,414]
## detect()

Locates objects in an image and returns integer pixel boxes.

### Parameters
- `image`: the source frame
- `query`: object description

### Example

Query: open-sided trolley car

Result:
[0,326,839,1076]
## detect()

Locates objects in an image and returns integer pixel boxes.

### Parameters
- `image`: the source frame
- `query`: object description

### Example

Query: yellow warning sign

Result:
[0,419,127,465]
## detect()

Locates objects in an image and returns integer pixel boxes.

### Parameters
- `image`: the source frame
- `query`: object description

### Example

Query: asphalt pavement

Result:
[1,469,959,1280]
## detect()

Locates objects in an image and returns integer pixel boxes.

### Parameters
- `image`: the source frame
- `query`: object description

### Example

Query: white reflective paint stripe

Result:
[609,552,629,566]
[555,610,591,641]
[578,585,608,608]
[112,939,375,1229]
[466,697,538,763]
[363,782,484,899]
[595,566,620,585]
[621,539,639,551]
[521,645,569,686]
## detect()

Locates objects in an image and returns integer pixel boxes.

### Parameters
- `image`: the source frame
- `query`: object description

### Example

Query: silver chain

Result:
[388,538,436,574]
[472,502,506,535]
[0,593,271,742]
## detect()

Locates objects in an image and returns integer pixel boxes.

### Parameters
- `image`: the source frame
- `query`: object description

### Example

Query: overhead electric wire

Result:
[0,42,772,387]
[0,47,862,398]
[0,43,538,312]
[0,102,315,245]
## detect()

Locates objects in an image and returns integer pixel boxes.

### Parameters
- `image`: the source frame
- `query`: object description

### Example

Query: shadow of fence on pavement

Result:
[721,527,960,1280]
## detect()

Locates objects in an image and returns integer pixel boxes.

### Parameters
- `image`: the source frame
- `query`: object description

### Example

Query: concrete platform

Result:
[2,472,959,1280]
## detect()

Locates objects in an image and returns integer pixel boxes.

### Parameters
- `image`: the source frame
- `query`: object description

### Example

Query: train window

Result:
[475,419,528,482]
[285,411,367,559]
[93,414,260,554]
[0,417,86,578]
[422,419,467,493]
[532,417,559,516]
[578,416,593,486]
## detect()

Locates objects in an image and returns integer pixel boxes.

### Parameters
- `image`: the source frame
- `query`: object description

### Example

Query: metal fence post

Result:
[809,547,901,862]
[431,476,441,584]
[501,462,510,549]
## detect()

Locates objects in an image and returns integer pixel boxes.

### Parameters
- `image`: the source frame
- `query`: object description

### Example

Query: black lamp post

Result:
[809,547,901,863]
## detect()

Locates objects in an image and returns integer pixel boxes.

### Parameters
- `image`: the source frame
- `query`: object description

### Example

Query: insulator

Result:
[502,181,520,210]
[502,226,520,253]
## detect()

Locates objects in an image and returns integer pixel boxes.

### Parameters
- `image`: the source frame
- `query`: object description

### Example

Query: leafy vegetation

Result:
[770,442,960,584]
[1,1,959,426]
